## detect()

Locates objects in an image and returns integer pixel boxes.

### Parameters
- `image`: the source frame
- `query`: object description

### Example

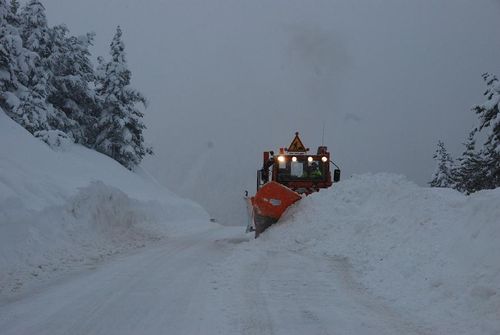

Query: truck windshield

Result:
[291,161,304,177]
[277,158,325,181]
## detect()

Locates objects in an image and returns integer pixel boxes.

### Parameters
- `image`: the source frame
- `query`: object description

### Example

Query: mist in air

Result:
[41,0,500,224]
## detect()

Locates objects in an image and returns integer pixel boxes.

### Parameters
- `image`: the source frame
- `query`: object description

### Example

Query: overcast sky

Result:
[40,0,500,224]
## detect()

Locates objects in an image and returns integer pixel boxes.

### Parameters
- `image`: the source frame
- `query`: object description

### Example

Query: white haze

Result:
[40,0,500,224]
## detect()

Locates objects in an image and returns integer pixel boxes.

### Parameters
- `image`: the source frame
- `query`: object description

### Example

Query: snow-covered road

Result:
[0,227,240,335]
[0,226,425,335]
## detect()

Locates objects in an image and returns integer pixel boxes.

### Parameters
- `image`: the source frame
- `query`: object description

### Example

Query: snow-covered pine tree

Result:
[0,0,19,109]
[429,140,455,188]
[17,0,75,138]
[0,0,30,114]
[454,132,487,194]
[19,0,51,91]
[6,0,32,89]
[95,26,151,169]
[9,0,19,15]
[46,24,97,145]
[472,73,500,190]
[7,0,20,26]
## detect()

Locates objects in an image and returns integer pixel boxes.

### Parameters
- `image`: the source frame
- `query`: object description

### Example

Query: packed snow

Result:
[232,174,500,334]
[0,110,214,296]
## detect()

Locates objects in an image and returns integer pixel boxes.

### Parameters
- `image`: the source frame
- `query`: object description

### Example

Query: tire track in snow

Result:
[235,245,428,335]
[0,228,244,335]
[259,251,335,335]
[324,253,431,335]
[239,252,276,335]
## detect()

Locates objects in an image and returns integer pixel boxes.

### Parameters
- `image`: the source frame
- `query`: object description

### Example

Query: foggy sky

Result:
[40,0,500,224]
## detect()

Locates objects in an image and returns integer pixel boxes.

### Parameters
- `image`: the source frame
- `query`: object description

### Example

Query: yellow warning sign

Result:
[288,132,307,152]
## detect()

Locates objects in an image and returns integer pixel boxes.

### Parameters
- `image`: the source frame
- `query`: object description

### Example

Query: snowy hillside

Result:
[0,110,213,296]
[213,174,500,335]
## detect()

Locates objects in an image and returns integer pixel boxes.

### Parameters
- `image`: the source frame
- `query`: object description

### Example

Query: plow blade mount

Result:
[250,181,301,237]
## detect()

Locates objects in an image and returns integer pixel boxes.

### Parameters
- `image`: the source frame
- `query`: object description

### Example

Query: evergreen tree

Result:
[455,132,487,194]
[479,143,500,190]
[19,0,53,97]
[472,73,500,190]
[7,0,20,27]
[17,0,73,136]
[448,73,500,194]
[430,141,455,188]
[95,26,151,169]
[0,0,29,113]
[14,91,50,133]
[9,0,19,15]
[46,25,97,144]
[474,73,500,148]
[0,0,18,105]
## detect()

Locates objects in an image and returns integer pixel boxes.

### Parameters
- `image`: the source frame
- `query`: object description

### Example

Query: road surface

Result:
[0,226,424,335]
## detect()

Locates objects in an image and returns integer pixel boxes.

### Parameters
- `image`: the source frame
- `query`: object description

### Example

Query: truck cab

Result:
[257,132,340,194]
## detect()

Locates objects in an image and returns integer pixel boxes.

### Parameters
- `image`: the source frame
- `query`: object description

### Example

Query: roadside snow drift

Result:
[225,174,500,334]
[0,110,213,296]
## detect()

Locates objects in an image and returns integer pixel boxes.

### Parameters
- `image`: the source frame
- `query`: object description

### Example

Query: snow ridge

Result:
[0,110,213,296]
[246,174,500,334]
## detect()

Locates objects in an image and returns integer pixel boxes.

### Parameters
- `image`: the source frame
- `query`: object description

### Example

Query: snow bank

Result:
[253,174,500,334]
[0,110,213,296]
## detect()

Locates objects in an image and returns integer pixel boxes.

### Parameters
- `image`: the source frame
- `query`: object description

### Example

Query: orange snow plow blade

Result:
[250,182,301,237]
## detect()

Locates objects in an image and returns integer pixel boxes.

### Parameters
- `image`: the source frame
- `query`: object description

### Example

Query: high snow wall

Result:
[251,174,500,334]
[0,110,213,296]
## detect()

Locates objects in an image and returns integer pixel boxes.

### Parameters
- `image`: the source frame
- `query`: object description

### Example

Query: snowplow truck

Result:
[246,132,341,237]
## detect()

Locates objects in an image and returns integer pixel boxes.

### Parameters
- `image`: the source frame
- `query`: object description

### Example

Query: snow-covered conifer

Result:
[472,73,500,190]
[450,73,500,193]
[455,132,487,193]
[13,90,48,132]
[9,0,19,15]
[429,141,455,188]
[474,73,500,148]
[0,1,18,97]
[19,0,51,93]
[7,0,20,27]
[94,26,151,169]
[0,0,29,114]
[46,25,97,144]
[17,0,74,136]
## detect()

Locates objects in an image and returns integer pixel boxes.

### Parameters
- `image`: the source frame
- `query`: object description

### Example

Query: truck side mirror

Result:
[333,169,341,183]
